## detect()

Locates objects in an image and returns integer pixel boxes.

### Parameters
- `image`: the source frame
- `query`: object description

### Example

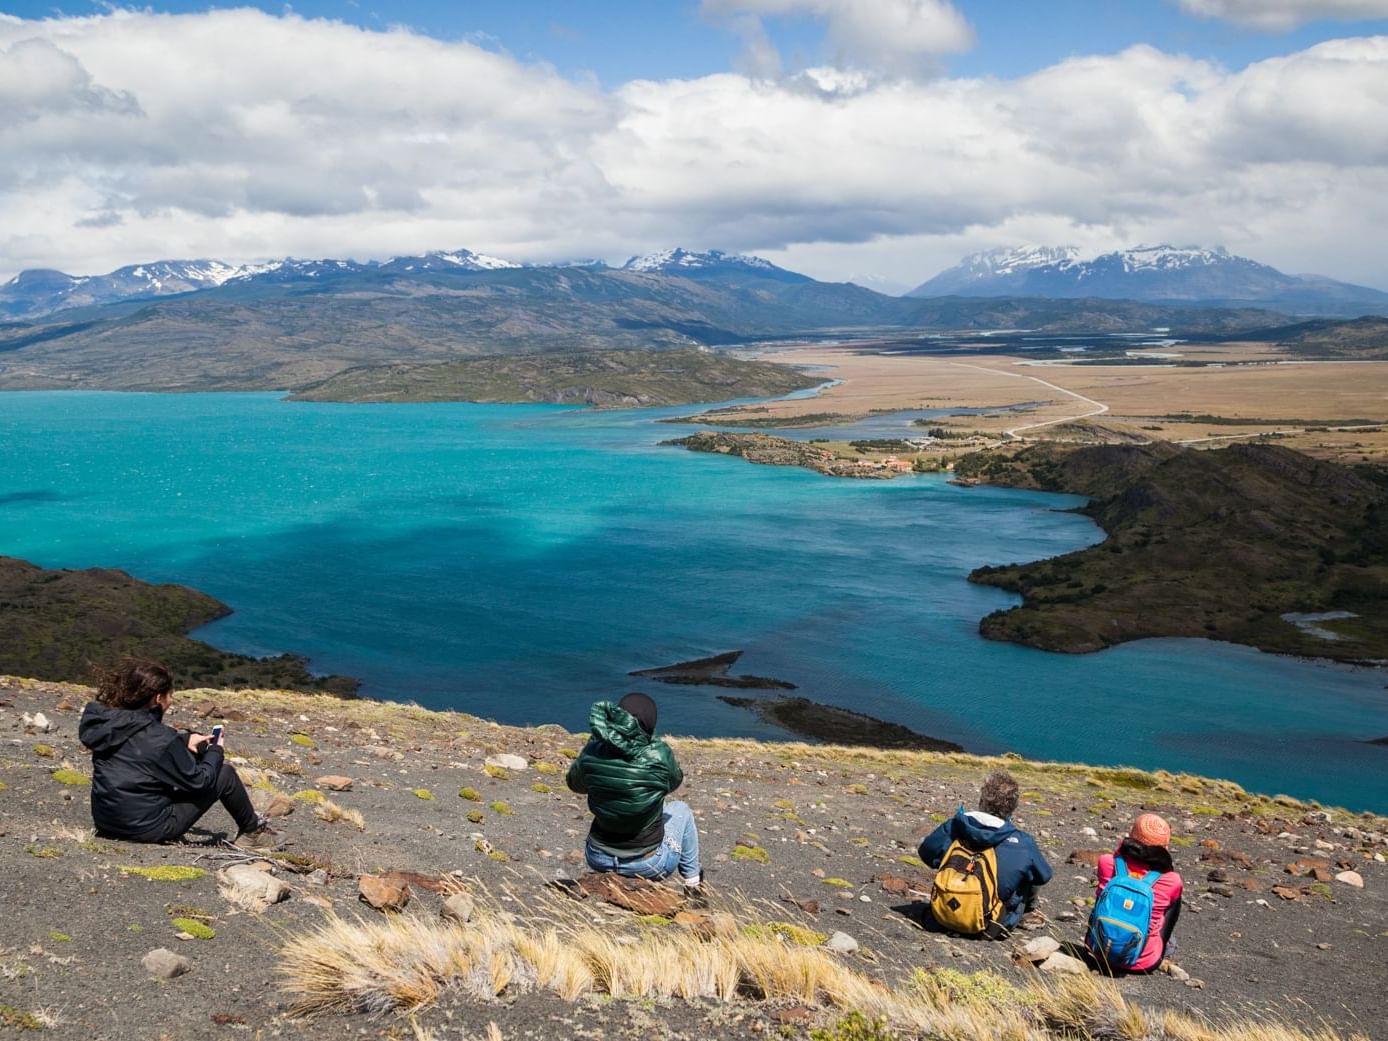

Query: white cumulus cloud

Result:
[0,10,1386,290]
[1177,0,1388,31]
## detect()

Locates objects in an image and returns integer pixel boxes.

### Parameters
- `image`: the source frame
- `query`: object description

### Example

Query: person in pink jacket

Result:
[1091,813,1183,973]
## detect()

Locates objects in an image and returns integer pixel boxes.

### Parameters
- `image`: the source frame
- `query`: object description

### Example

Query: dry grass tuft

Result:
[277,889,1365,1041]
[313,799,365,831]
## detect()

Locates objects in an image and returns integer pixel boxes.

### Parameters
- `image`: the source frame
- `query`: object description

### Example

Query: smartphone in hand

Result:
[210,724,225,746]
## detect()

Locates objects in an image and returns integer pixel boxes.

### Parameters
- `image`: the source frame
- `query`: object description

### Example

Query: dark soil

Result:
[2,676,1385,1041]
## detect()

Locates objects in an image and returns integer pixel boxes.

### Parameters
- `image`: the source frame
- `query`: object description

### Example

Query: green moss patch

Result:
[171,917,215,940]
[25,845,61,860]
[459,787,482,802]
[0,1005,42,1031]
[482,764,509,780]
[32,744,55,759]
[46,932,71,943]
[50,768,89,786]
[534,761,560,775]
[466,810,484,823]
[531,782,552,794]
[288,733,315,748]
[412,788,435,800]
[119,865,206,882]
[821,877,854,889]
[731,844,769,864]
[489,800,513,815]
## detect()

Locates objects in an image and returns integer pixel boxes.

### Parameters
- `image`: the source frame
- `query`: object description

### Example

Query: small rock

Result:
[22,711,52,733]
[1313,838,1335,851]
[1020,936,1060,962]
[249,790,295,818]
[1164,961,1190,982]
[1316,942,1333,950]
[441,893,475,924]
[1208,883,1233,897]
[1184,978,1206,990]
[1040,952,1088,975]
[772,1008,813,1026]
[366,745,403,761]
[1080,826,1098,838]
[826,931,859,954]
[695,912,739,940]
[315,775,354,792]
[485,753,528,772]
[306,869,329,887]
[358,874,411,912]
[1334,870,1364,888]
[142,948,191,979]
[1067,850,1103,868]
[1304,811,1332,825]
[219,864,291,912]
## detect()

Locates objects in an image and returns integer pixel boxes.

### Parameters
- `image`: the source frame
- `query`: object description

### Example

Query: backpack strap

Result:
[1114,855,1129,879]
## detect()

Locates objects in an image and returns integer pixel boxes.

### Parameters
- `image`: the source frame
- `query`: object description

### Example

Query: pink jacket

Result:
[1096,852,1183,972]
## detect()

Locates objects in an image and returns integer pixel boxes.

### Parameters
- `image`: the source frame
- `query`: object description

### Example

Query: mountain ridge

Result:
[910,244,1388,316]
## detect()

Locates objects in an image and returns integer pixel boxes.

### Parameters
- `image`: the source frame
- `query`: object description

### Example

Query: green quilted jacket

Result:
[566,700,684,852]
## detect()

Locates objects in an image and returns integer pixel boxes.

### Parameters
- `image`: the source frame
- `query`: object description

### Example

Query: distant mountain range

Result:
[909,244,1388,316]
[0,245,1290,392]
[0,247,816,322]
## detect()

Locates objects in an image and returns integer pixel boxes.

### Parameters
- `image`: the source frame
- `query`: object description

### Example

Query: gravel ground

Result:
[1,676,1384,1041]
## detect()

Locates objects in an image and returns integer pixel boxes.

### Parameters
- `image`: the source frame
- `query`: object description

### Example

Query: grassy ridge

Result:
[289,349,820,407]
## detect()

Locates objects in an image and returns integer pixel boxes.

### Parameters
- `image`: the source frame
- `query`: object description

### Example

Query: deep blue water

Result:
[1,391,1384,812]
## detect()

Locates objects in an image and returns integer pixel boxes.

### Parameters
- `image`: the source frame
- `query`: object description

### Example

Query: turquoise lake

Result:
[2,391,1385,812]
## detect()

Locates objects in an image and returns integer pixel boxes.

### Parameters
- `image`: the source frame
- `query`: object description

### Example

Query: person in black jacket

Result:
[78,659,271,845]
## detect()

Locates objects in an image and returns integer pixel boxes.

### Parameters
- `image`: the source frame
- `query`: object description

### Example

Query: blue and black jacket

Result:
[919,806,1054,929]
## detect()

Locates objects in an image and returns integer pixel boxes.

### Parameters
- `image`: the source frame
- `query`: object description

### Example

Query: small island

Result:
[0,555,358,694]
[718,695,966,752]
[289,348,821,408]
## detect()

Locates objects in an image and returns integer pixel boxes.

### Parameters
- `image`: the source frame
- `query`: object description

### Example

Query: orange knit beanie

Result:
[1130,813,1171,848]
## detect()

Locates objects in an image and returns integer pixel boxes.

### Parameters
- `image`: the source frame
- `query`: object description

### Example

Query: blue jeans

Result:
[585,800,701,882]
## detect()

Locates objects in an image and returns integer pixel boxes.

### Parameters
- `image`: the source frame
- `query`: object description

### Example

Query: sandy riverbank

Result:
[729,342,1388,463]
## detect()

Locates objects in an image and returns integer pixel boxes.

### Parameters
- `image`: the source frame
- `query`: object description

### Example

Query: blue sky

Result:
[1,1,1387,286]
[7,1,1388,84]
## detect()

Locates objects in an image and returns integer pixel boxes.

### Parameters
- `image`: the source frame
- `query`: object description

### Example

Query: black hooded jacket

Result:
[79,702,224,839]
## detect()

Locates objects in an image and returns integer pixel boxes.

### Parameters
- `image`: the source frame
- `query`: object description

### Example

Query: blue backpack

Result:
[1086,856,1158,969]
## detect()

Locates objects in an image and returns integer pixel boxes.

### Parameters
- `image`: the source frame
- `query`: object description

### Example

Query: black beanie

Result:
[618,692,657,736]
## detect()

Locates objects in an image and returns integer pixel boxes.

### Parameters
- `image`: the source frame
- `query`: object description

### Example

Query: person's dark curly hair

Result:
[95,658,173,710]
[978,770,1020,819]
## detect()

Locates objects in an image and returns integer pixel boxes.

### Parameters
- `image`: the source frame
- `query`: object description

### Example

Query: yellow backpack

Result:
[929,839,1004,937]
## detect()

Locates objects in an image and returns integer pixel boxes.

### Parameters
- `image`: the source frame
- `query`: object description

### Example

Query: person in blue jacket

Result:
[918,770,1053,934]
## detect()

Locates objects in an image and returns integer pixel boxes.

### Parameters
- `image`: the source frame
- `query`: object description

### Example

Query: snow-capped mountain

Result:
[622,248,810,283]
[0,259,244,318]
[0,249,525,319]
[377,248,520,274]
[908,244,1388,315]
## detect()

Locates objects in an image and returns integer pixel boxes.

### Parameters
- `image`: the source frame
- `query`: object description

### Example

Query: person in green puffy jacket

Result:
[566,693,702,887]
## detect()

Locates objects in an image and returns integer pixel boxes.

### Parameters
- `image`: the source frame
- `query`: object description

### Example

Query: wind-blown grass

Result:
[278,890,1365,1041]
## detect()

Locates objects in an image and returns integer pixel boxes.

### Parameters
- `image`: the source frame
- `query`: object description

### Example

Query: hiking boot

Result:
[233,815,278,851]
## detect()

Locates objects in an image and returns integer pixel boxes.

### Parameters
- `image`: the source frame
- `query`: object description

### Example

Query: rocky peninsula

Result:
[0,555,357,695]
[958,442,1388,664]
[663,430,925,478]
